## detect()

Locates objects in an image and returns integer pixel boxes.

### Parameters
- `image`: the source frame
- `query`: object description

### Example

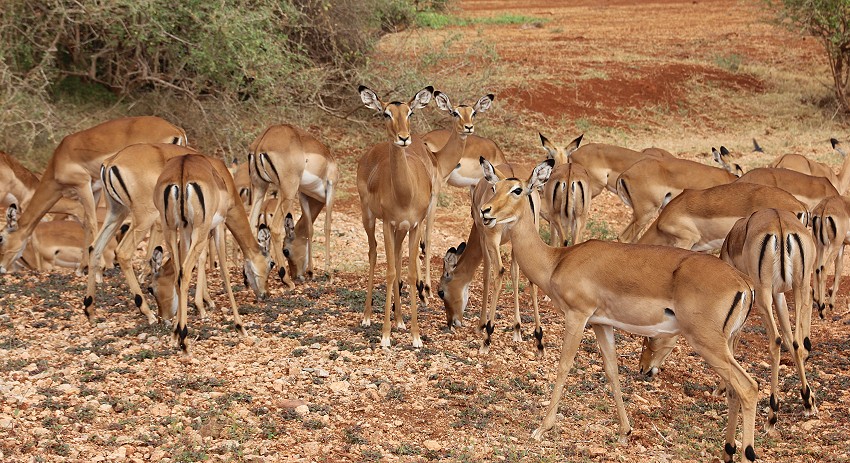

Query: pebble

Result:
[423,440,441,451]
[294,404,310,416]
[328,381,349,393]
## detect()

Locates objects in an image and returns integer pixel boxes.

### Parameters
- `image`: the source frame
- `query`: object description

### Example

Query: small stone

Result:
[328,381,349,393]
[278,399,307,410]
[302,441,320,455]
[310,343,321,349]
[423,440,441,451]
[294,404,310,416]
[316,369,330,378]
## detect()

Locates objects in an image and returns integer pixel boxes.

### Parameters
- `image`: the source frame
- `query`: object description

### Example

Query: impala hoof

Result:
[412,336,423,348]
[479,343,490,356]
[531,428,545,441]
[380,336,391,348]
[361,317,371,327]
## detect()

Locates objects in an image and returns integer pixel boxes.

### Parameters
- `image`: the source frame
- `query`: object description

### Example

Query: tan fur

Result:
[638,182,809,251]
[0,117,187,274]
[771,139,850,193]
[539,134,591,245]
[247,124,338,286]
[811,195,850,316]
[84,143,199,324]
[735,167,839,210]
[422,131,506,188]
[153,154,272,354]
[616,156,738,242]
[0,152,82,217]
[479,158,759,462]
[567,141,675,197]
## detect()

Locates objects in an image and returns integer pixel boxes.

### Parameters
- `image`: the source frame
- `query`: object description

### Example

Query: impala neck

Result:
[837,154,850,194]
[389,143,420,205]
[453,223,484,286]
[506,199,560,292]
[226,205,264,262]
[434,129,469,180]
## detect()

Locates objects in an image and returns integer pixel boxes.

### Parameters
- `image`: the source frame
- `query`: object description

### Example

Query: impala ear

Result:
[434,91,453,113]
[720,146,730,155]
[5,204,18,231]
[734,164,744,177]
[474,94,494,113]
[284,213,295,241]
[832,138,847,157]
[711,147,722,164]
[410,86,434,110]
[443,246,460,272]
[539,133,557,159]
[480,156,500,184]
[528,159,555,191]
[257,224,271,255]
[359,85,383,112]
[456,241,466,255]
[150,246,164,275]
[565,134,583,155]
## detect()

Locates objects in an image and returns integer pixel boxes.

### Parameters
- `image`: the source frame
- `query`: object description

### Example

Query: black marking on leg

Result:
[177,269,183,288]
[723,291,743,330]
[563,240,569,246]
[744,445,756,461]
[483,337,491,347]
[417,281,425,302]
[424,284,430,294]
[768,414,777,426]
[88,245,94,254]
[499,267,506,276]
[513,322,521,332]
[725,442,736,457]
[134,294,143,308]
[803,337,812,352]
[801,385,811,404]
[84,296,93,308]
[775,337,781,346]
[534,326,543,343]
[769,393,779,412]
[485,321,495,336]
[815,267,820,275]
[235,323,243,332]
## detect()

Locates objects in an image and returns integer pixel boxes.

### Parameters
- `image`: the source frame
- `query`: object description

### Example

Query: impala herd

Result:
[3,85,849,461]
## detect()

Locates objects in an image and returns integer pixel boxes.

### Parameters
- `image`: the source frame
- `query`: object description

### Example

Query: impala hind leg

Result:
[751,288,782,431]
[361,212,378,327]
[511,257,523,343]
[392,226,406,331]
[408,224,424,348]
[775,292,816,416]
[480,231,504,354]
[215,226,246,337]
[380,220,399,348]
[532,312,588,440]
[84,204,130,323]
[592,324,632,442]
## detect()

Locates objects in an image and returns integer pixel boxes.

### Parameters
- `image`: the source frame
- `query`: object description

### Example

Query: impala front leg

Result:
[592,324,632,442]
[532,312,587,440]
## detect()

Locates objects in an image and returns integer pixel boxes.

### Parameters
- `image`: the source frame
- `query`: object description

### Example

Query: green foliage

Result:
[415,12,545,29]
[768,0,850,111]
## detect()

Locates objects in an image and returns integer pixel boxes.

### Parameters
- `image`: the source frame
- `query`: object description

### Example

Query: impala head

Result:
[359,85,433,147]
[439,241,468,327]
[0,203,23,274]
[712,146,743,177]
[479,157,554,228]
[244,224,274,300]
[434,91,494,138]
[832,138,846,157]
[282,212,311,282]
[539,133,584,164]
[638,336,679,378]
[148,246,178,320]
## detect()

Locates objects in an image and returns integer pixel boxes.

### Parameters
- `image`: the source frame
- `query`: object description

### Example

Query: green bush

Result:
[768,0,850,112]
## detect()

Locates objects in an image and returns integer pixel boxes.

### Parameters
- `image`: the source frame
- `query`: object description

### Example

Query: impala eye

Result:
[512,187,523,195]
[452,111,459,118]
[383,112,391,119]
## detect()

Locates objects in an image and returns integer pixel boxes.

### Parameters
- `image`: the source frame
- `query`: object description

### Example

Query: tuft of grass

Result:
[714,53,744,72]
[416,12,546,29]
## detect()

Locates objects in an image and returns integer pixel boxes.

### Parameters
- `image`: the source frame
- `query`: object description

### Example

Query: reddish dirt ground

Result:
[2,1,850,463]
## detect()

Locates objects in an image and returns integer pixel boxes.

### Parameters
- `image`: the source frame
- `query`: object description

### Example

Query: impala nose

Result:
[464,124,474,133]
[397,136,411,146]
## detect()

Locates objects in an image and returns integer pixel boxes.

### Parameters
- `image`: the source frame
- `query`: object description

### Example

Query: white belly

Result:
[588,314,680,337]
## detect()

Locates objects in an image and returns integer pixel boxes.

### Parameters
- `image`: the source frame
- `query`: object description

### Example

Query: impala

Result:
[637,182,809,251]
[735,167,839,210]
[616,149,738,242]
[84,143,202,324]
[247,123,338,286]
[642,209,817,430]
[567,139,675,197]
[0,151,82,218]
[154,154,273,354]
[539,133,591,245]
[439,160,542,355]
[770,138,850,193]
[0,116,186,274]
[357,85,436,348]
[422,100,507,188]
[811,195,850,317]
[479,157,759,463]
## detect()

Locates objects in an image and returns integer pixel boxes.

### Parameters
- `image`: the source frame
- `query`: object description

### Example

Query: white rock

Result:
[328,381,349,393]
[294,404,310,416]
[423,440,441,451]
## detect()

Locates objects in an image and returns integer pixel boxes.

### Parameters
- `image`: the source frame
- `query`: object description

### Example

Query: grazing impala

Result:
[247,124,338,286]
[0,116,187,274]
[735,167,839,210]
[439,160,542,355]
[770,138,850,193]
[615,150,739,242]
[811,195,850,317]
[83,143,200,324]
[154,154,273,354]
[357,85,436,348]
[539,133,592,245]
[637,182,809,252]
[479,157,759,463]
[642,209,817,430]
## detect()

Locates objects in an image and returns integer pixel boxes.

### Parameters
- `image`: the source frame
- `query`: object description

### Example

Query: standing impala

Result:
[567,140,675,197]
[770,138,850,193]
[0,151,82,218]
[154,154,273,354]
[811,195,850,317]
[735,167,839,210]
[0,116,187,274]
[479,157,759,463]
[357,85,436,348]
[247,124,337,287]
[539,133,591,246]
[439,160,542,355]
